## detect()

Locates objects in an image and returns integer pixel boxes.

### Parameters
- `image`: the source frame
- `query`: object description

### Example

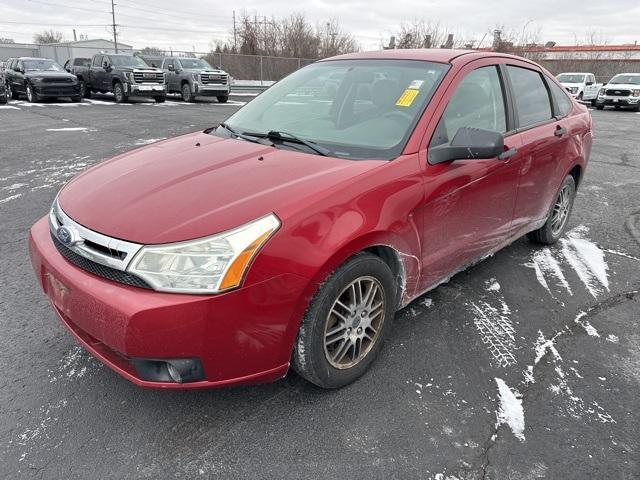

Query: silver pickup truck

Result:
[152,57,230,103]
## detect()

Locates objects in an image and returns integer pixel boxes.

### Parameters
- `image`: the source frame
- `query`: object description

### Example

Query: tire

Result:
[79,80,91,98]
[181,83,195,102]
[113,82,128,103]
[596,105,604,110]
[217,95,228,103]
[527,175,576,245]
[26,83,39,103]
[8,82,18,100]
[292,252,396,389]
[153,96,166,103]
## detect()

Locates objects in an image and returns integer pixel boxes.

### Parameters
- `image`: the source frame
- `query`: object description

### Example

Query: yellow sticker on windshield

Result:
[396,88,419,107]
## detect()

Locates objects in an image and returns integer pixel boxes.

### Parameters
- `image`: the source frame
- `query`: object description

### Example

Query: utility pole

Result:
[232,10,237,51]
[110,0,119,53]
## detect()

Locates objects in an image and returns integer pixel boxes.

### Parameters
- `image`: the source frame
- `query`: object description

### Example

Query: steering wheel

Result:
[383,110,414,124]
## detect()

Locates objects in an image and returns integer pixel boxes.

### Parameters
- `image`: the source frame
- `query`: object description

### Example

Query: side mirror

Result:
[428,127,504,165]
[167,64,175,72]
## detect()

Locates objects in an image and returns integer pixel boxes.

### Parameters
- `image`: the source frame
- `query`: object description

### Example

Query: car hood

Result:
[26,71,76,81]
[604,83,640,90]
[58,132,383,244]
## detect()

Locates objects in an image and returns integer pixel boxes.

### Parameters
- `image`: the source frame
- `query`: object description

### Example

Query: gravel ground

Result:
[0,96,638,479]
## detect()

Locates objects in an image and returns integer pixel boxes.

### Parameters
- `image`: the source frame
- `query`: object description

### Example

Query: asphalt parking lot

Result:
[1,97,639,479]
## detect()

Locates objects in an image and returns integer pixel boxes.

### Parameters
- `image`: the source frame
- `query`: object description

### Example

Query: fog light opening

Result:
[166,362,183,383]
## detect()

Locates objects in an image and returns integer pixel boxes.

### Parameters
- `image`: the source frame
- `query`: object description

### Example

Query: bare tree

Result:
[33,29,64,44]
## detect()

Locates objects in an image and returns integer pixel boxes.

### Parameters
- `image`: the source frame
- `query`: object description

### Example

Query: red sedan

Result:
[29,49,592,389]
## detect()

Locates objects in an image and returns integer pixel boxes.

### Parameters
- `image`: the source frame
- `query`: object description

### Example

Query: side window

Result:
[431,66,507,147]
[93,55,103,67]
[548,80,572,117]
[506,66,552,128]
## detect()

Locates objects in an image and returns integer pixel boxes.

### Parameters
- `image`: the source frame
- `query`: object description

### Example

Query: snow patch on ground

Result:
[495,378,525,441]
[574,311,600,337]
[468,285,516,368]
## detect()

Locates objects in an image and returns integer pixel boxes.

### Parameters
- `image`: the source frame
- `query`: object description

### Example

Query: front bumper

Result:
[29,216,309,389]
[126,83,167,97]
[194,83,229,96]
[596,95,640,106]
[33,84,80,98]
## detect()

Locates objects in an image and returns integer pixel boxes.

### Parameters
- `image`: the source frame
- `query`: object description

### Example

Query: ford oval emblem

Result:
[57,226,81,247]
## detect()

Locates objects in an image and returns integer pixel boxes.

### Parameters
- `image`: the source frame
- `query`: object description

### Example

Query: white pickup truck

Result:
[595,73,640,111]
[556,72,602,104]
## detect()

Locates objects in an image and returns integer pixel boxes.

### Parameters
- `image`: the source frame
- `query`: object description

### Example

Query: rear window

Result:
[507,66,553,128]
[548,80,573,117]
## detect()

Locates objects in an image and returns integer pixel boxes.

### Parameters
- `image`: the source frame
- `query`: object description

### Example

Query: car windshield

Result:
[557,74,585,83]
[180,58,213,70]
[110,56,149,68]
[609,74,640,85]
[218,59,448,160]
[23,60,64,72]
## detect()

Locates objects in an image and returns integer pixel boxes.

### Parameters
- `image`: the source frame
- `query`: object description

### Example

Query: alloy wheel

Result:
[323,276,386,369]
[551,184,571,235]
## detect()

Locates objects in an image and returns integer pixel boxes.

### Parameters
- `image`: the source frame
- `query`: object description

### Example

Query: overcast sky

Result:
[2,0,639,53]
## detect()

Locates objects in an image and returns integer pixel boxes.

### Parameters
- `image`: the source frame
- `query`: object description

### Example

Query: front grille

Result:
[52,233,152,289]
[201,74,227,85]
[43,77,73,83]
[133,72,164,84]
[606,89,631,96]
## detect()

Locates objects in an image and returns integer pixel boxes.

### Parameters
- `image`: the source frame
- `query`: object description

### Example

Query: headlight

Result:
[632,89,640,97]
[191,73,200,82]
[127,214,280,294]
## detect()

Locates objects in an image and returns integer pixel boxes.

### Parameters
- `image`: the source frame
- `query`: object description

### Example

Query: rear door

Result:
[506,64,571,233]
[419,60,521,287]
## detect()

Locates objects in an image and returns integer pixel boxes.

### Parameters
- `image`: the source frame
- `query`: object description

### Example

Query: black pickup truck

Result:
[74,54,167,103]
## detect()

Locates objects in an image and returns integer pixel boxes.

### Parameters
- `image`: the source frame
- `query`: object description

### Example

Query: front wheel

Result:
[527,175,576,244]
[113,82,128,103]
[26,83,39,103]
[217,95,228,103]
[292,253,396,389]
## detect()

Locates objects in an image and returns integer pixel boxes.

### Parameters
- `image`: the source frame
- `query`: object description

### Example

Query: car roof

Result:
[320,48,533,65]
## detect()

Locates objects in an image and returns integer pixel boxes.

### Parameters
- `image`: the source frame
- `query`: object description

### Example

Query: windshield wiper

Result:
[218,123,274,147]
[264,130,332,157]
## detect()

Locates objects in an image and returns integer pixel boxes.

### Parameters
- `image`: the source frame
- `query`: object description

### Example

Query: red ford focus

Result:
[29,49,591,389]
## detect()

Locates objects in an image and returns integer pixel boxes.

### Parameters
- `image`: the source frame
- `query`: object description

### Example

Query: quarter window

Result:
[431,66,507,148]
[507,66,552,128]
[548,80,572,117]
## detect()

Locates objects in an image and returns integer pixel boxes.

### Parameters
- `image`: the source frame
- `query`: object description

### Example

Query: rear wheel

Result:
[217,95,228,103]
[79,79,91,98]
[527,175,576,245]
[113,82,128,103]
[292,253,396,389]
[181,83,195,102]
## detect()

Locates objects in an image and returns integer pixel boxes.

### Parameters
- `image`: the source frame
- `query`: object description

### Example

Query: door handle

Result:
[554,126,567,137]
[498,147,518,161]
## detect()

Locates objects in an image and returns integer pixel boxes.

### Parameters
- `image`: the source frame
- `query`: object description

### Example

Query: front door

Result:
[420,63,520,288]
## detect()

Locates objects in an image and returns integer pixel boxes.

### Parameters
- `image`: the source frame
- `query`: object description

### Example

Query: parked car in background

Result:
[30,49,591,390]
[63,57,92,75]
[154,56,230,102]
[595,73,640,111]
[74,54,166,103]
[556,72,602,104]
[4,57,81,103]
